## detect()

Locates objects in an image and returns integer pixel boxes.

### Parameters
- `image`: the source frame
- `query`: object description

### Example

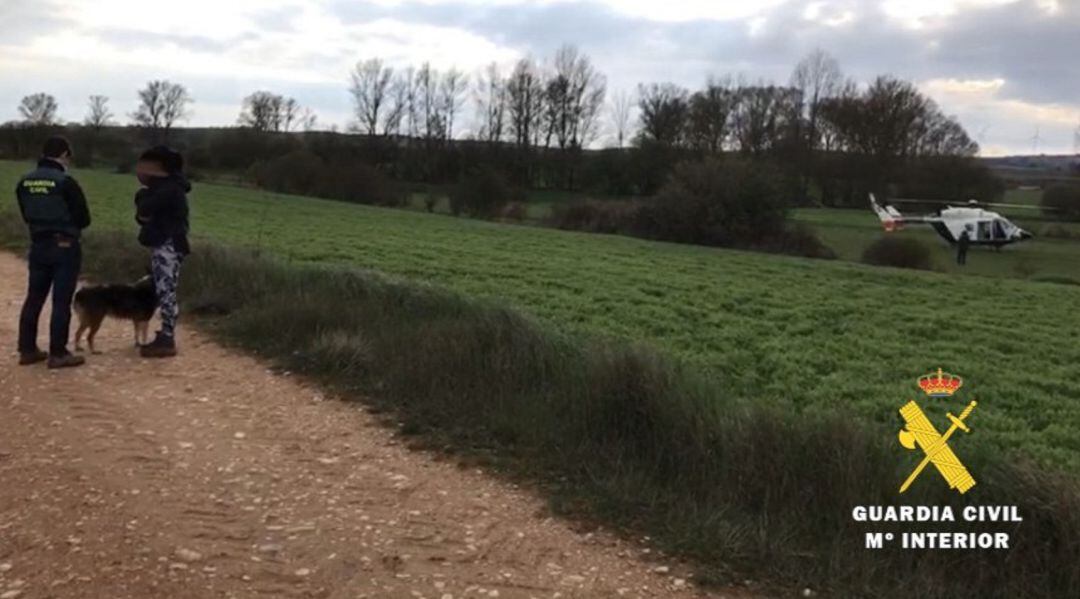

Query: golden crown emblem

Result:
[918,368,963,397]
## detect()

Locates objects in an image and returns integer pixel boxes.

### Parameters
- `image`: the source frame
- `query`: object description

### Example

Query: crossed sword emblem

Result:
[898,400,978,494]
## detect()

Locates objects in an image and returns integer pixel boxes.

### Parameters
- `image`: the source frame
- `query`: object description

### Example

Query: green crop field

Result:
[4,160,1079,468]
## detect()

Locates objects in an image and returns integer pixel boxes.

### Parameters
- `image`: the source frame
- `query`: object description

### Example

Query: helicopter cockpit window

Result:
[998,219,1018,239]
[993,219,1007,240]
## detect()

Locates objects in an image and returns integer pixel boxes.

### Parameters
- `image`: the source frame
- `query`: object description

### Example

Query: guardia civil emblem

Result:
[897,369,977,494]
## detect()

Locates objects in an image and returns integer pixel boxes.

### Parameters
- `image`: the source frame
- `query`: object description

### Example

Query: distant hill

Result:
[980,154,1080,187]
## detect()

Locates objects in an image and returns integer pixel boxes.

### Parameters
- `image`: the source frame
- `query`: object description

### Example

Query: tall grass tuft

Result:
[2,212,1078,598]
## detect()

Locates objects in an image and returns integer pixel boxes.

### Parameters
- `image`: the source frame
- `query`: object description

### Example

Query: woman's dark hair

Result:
[138,145,184,174]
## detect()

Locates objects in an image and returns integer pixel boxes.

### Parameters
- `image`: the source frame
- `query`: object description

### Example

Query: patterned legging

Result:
[151,241,183,337]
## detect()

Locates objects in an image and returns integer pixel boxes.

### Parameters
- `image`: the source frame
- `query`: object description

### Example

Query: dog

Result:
[74,276,158,353]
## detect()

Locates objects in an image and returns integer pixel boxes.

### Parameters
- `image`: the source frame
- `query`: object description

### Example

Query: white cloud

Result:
[924,77,1078,127]
[594,0,789,22]
[803,2,858,26]
[20,2,517,82]
[922,77,1080,155]
[0,0,1076,153]
[881,0,1034,29]
[922,77,1008,98]
[64,0,306,41]
[0,1,521,127]
[367,0,790,21]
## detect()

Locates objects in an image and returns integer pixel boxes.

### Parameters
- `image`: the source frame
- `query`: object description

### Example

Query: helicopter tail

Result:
[870,194,905,232]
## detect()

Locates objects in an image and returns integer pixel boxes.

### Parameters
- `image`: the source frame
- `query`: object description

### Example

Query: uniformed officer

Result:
[16,136,92,368]
[957,228,971,266]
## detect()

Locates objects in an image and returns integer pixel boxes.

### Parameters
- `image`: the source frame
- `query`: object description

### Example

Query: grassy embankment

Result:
[2,161,1080,597]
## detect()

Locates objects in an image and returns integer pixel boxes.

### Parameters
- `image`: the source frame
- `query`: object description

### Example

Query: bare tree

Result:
[506,58,545,150]
[19,93,59,126]
[85,95,113,131]
[239,91,284,131]
[400,67,420,138]
[417,63,442,141]
[474,62,507,145]
[609,89,635,148]
[790,49,843,153]
[541,74,564,149]
[818,75,974,161]
[299,108,318,132]
[816,79,858,152]
[542,45,606,150]
[731,84,800,156]
[350,58,394,136]
[382,72,410,136]
[132,80,192,139]
[281,98,302,132]
[574,68,607,149]
[637,83,689,147]
[686,77,736,154]
[239,92,304,132]
[440,68,467,141]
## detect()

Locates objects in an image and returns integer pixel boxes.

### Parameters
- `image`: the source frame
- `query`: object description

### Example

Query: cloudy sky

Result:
[1,0,1077,155]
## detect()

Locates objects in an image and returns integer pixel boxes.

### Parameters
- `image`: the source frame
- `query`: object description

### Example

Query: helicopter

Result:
[870,194,1035,248]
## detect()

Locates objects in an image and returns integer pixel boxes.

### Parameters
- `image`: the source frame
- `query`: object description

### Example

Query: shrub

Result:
[449,167,522,218]
[632,158,788,247]
[423,193,438,213]
[322,160,404,207]
[861,236,934,270]
[545,200,637,234]
[499,201,528,222]
[249,149,318,195]
[542,166,832,259]
[249,149,402,207]
[1042,185,1080,221]
[1039,224,1077,240]
[754,223,838,259]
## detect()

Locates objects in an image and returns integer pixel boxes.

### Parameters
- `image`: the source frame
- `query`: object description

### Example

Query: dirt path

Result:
[0,252,740,599]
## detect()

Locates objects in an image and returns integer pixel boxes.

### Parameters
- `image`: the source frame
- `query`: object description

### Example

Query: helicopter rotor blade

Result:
[884,198,1061,211]
[885,199,958,206]
[972,203,1051,210]
[969,201,1060,211]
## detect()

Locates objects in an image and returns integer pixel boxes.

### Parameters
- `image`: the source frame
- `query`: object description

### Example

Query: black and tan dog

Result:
[74,276,158,353]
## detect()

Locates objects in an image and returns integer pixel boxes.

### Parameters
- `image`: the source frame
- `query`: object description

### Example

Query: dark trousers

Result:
[957,247,968,265]
[18,238,82,355]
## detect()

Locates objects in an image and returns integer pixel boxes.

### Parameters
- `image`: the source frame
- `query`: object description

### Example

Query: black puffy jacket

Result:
[135,174,191,255]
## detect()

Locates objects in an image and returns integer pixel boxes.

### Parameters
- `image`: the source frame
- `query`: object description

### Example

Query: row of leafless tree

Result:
[15,81,319,141]
[635,50,976,160]
[238,91,317,133]
[15,80,196,140]
[342,46,976,173]
[348,45,607,153]
[348,58,467,142]
[13,47,975,165]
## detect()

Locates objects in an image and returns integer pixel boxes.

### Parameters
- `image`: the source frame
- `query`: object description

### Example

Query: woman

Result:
[134,146,191,357]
